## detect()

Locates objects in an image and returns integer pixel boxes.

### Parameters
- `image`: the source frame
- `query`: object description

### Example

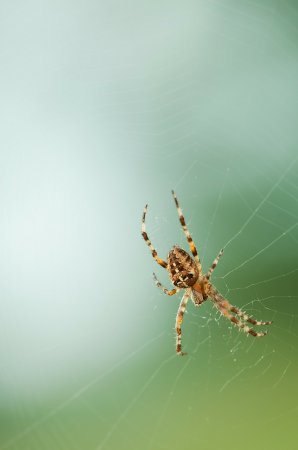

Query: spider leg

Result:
[206,249,224,280]
[175,290,190,355]
[214,302,267,337]
[171,190,202,274]
[153,273,180,296]
[142,204,167,269]
[229,305,273,326]
[209,286,270,337]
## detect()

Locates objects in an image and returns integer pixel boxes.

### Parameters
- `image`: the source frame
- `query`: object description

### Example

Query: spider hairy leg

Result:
[209,286,271,337]
[212,294,272,326]
[141,204,167,268]
[176,291,190,355]
[171,190,202,274]
[153,273,179,296]
[229,305,273,326]
[216,303,267,337]
[206,248,224,280]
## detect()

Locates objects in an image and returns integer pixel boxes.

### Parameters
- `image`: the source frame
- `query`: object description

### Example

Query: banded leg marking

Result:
[229,306,273,326]
[153,273,179,296]
[209,286,272,331]
[175,291,190,355]
[216,295,272,326]
[142,204,167,269]
[171,190,202,274]
[206,249,224,280]
[215,303,267,337]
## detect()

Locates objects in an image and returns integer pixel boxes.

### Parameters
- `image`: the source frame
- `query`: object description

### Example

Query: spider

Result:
[141,191,272,356]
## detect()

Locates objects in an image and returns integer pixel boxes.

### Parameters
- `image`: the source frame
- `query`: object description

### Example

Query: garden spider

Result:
[141,191,272,356]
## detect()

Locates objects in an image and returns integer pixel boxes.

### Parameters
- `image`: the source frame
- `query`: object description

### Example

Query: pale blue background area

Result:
[0,1,297,449]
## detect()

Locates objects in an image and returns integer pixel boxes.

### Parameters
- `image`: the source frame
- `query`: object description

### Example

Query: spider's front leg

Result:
[216,303,267,337]
[209,286,271,337]
[228,304,273,326]
[175,290,190,356]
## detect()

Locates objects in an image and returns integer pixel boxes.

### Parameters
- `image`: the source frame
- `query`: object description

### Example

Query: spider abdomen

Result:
[168,246,199,288]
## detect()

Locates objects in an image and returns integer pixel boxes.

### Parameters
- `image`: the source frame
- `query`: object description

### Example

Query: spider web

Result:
[1,1,298,450]
[1,152,297,450]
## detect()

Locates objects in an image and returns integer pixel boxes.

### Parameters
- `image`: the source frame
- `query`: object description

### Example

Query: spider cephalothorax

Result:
[142,190,272,356]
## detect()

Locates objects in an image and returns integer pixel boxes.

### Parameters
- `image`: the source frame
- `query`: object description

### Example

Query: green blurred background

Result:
[0,1,298,449]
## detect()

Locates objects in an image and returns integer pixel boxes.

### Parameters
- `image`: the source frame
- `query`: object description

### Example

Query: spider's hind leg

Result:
[153,273,179,296]
[206,249,224,280]
[142,204,168,269]
[171,190,202,274]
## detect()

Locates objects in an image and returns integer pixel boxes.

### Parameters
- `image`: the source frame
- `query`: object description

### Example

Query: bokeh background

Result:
[0,1,298,449]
